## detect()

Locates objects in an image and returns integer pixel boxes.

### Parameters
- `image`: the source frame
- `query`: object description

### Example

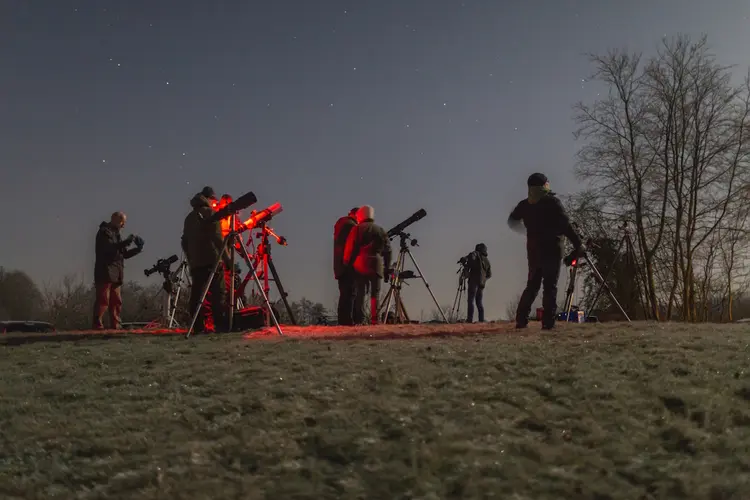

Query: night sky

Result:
[2,0,748,319]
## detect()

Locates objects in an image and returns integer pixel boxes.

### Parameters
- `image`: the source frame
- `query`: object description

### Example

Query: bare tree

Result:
[572,34,750,321]
[41,274,93,330]
[0,267,44,321]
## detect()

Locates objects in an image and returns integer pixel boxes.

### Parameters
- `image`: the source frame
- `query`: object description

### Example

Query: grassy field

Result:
[1,321,749,499]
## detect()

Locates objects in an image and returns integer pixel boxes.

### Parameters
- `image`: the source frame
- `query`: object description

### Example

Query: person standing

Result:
[333,207,359,325]
[343,205,392,325]
[92,211,144,329]
[465,243,492,323]
[508,173,583,330]
[181,186,230,333]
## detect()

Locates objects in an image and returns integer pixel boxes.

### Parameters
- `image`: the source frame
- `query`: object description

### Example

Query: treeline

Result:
[565,34,750,322]
[0,267,330,330]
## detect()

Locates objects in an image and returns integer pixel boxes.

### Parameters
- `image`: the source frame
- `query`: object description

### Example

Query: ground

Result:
[1,321,749,499]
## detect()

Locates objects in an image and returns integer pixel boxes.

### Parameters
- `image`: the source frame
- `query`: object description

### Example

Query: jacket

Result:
[508,192,582,256]
[94,222,140,284]
[181,193,226,270]
[333,214,358,279]
[467,243,492,286]
[343,219,392,278]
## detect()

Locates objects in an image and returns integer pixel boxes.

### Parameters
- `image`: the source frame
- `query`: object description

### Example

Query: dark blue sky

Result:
[1,0,748,319]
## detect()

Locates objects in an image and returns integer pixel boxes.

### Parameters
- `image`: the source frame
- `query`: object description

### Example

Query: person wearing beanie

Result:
[342,205,392,325]
[181,188,230,333]
[464,242,492,323]
[507,173,583,330]
[333,206,360,325]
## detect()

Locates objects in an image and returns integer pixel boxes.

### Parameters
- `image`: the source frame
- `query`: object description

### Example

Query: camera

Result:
[144,254,179,277]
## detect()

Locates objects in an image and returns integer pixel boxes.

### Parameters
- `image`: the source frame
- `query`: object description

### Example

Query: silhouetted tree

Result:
[0,267,45,321]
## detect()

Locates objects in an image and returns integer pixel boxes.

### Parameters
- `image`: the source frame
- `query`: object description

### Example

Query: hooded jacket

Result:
[467,243,492,286]
[333,214,358,279]
[343,218,392,278]
[508,191,582,255]
[94,222,140,284]
[181,193,226,270]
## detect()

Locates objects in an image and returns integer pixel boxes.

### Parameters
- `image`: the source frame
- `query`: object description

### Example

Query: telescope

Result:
[387,208,427,238]
[144,254,179,277]
[208,191,258,222]
[240,202,283,231]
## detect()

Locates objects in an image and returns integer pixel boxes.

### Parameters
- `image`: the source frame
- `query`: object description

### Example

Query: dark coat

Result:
[467,243,492,287]
[508,192,582,257]
[94,222,140,284]
[333,214,357,279]
[343,219,392,278]
[181,193,225,270]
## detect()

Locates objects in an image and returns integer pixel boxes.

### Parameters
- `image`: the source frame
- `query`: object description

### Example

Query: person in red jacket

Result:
[333,207,359,325]
[343,205,391,325]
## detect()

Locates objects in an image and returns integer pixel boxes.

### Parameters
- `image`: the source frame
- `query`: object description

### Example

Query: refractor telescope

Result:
[208,191,258,222]
[239,202,283,232]
[387,208,427,239]
[144,254,179,277]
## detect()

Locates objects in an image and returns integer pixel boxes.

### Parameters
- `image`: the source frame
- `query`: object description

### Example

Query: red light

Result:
[571,259,577,266]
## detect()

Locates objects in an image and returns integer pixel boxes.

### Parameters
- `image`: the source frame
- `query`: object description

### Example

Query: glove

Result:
[133,235,145,250]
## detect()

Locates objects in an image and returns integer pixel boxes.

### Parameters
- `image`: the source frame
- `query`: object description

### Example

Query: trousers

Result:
[337,275,356,326]
[466,281,485,322]
[515,246,562,328]
[189,265,227,332]
[92,282,123,329]
[353,274,382,325]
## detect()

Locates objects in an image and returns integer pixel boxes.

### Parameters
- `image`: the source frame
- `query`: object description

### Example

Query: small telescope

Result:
[144,254,179,277]
[209,191,258,222]
[240,202,283,231]
[387,208,427,238]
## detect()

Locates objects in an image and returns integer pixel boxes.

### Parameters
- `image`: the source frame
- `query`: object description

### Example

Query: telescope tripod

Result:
[146,256,190,329]
[562,224,634,323]
[379,232,448,324]
[238,222,297,326]
[449,262,469,322]
[584,223,640,321]
[186,218,283,338]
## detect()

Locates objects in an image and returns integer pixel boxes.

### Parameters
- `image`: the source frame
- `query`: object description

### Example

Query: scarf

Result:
[528,184,551,204]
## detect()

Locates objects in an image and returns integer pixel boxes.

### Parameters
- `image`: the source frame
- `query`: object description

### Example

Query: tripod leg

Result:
[379,251,405,323]
[236,245,284,336]
[186,242,228,338]
[587,235,627,313]
[586,256,632,322]
[562,266,578,321]
[379,286,394,323]
[406,249,448,323]
[396,293,410,323]
[267,258,297,325]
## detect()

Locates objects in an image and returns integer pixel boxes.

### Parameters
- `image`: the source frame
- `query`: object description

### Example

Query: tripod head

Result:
[255,223,287,246]
[144,255,186,295]
[394,231,419,250]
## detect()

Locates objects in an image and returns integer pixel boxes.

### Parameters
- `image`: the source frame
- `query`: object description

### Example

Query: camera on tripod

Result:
[144,255,179,277]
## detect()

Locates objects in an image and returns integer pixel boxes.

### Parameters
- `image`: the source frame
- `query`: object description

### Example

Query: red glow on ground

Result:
[244,321,519,341]
[0,322,534,346]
